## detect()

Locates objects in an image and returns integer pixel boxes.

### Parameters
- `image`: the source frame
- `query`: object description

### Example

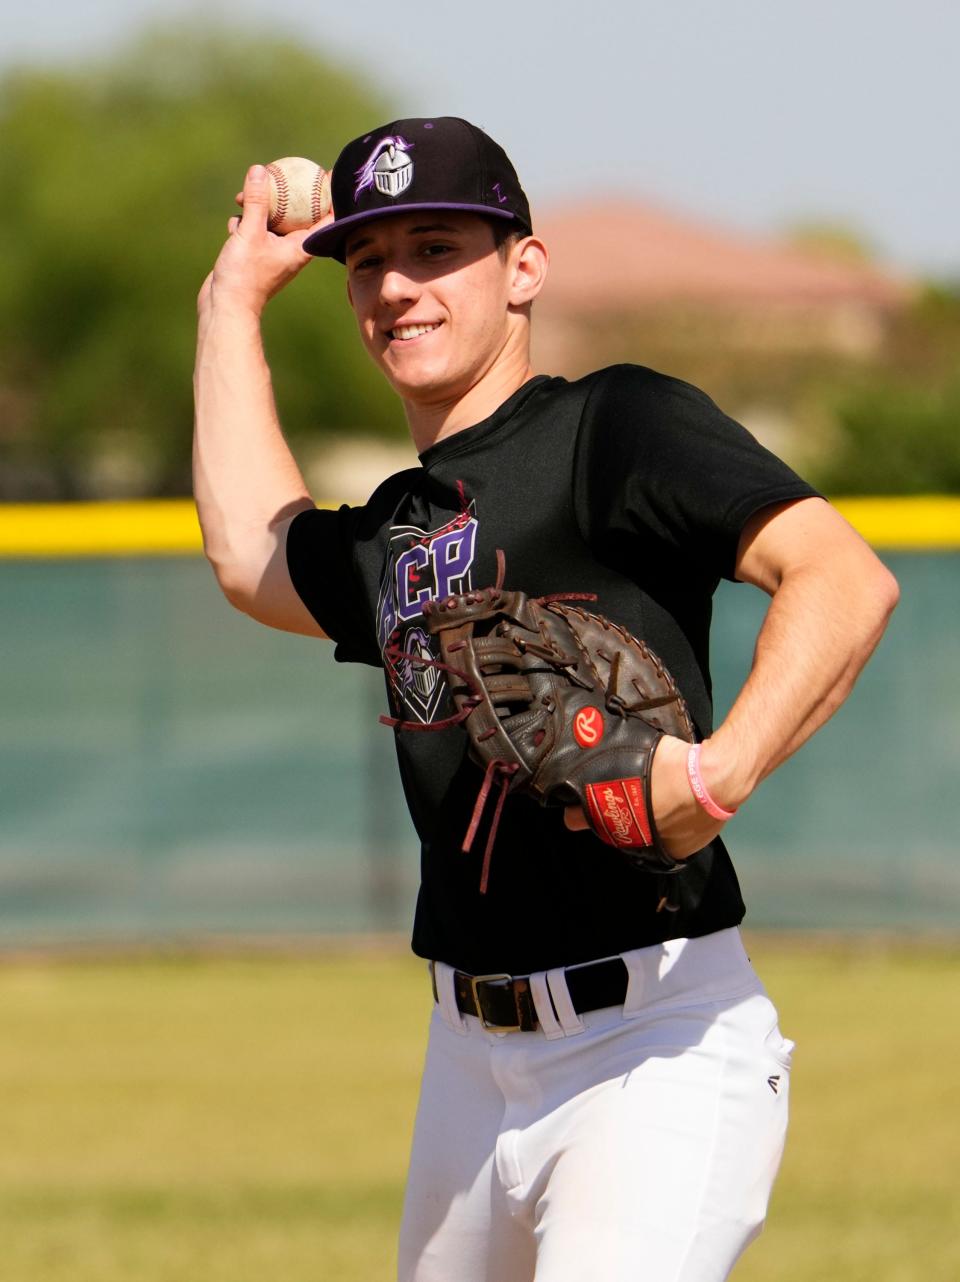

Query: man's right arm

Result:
[193,163,331,637]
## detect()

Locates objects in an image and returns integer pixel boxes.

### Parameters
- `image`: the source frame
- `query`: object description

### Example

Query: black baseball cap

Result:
[303,116,533,263]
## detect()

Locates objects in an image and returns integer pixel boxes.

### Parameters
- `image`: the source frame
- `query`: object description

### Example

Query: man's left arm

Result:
[650,495,900,858]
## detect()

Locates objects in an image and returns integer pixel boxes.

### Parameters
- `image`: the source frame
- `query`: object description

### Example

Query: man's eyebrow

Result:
[407,223,460,235]
[345,234,374,257]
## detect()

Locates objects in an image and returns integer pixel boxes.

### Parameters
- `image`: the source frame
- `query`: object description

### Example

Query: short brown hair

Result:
[490,221,523,261]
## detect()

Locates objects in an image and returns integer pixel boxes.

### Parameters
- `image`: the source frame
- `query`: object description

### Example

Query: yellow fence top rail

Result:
[830,496,960,550]
[0,496,958,558]
[0,500,204,558]
[0,498,337,558]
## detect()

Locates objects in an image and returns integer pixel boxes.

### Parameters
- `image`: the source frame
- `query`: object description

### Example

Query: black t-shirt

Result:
[287,365,818,975]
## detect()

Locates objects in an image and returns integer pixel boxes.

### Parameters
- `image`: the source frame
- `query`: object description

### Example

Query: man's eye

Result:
[421,242,454,257]
[352,255,382,272]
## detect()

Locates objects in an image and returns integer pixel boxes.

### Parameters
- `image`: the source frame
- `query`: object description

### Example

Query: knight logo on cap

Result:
[354,135,414,202]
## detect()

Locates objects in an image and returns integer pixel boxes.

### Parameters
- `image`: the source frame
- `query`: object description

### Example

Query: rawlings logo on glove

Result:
[382,552,696,894]
[585,777,654,849]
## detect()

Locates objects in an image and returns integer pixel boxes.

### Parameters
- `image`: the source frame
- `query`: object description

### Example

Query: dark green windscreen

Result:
[0,554,955,943]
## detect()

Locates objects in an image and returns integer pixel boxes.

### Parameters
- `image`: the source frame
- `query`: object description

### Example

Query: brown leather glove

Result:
[386,558,696,892]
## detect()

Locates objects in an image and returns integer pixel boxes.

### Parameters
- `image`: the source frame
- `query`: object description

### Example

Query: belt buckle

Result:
[470,972,522,1033]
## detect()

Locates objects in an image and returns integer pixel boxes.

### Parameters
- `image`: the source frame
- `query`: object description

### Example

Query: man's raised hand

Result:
[199,164,333,318]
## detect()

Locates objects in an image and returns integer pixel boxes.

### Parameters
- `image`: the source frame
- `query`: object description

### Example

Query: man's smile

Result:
[388,321,444,342]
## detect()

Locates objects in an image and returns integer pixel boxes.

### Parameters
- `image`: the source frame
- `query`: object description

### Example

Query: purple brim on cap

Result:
[303,202,519,260]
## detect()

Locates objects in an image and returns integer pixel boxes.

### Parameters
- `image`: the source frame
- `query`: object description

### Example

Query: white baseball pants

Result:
[398,928,793,1282]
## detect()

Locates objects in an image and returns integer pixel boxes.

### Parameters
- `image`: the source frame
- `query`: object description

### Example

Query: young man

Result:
[194,117,898,1282]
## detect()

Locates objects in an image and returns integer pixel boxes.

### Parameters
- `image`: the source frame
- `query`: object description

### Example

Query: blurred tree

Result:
[0,24,399,499]
[812,378,960,494]
[809,284,960,495]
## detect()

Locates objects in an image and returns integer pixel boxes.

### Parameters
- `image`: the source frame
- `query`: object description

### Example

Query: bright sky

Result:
[4,0,957,275]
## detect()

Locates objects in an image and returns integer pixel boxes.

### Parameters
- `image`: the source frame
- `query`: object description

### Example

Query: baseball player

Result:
[194,117,898,1281]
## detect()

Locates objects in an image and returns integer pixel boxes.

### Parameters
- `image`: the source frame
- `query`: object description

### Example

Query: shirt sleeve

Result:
[573,365,821,582]
[285,504,383,667]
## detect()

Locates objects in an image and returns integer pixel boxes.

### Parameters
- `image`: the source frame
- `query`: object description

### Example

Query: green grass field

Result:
[0,938,957,1281]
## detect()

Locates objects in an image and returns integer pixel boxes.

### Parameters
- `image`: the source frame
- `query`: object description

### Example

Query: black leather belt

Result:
[432,957,630,1033]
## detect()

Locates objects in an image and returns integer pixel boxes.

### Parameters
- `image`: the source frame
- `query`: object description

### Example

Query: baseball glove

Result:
[383,553,697,895]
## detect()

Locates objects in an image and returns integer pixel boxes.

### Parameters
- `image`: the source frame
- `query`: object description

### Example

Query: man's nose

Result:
[379,266,418,306]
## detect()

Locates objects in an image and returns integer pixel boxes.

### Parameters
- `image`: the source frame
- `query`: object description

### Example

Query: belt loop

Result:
[528,972,564,1040]
[621,946,652,1017]
[433,961,468,1035]
[545,967,584,1037]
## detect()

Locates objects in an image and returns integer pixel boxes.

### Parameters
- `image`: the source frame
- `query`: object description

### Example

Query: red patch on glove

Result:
[584,778,653,849]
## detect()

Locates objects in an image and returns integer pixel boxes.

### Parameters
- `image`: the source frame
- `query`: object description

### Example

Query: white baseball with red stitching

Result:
[265,156,331,234]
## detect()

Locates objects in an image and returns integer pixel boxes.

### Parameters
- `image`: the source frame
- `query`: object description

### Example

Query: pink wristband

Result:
[686,744,738,821]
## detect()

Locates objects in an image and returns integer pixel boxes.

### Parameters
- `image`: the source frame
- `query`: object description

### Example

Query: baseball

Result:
[265,156,332,234]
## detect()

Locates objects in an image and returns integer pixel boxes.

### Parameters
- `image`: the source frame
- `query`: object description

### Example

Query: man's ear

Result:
[508,237,549,307]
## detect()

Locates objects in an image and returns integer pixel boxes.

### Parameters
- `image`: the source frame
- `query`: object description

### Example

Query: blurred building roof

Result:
[535,199,911,311]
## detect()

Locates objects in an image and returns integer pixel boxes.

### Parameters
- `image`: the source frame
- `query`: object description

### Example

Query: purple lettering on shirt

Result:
[396,544,432,621]
[433,523,477,601]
